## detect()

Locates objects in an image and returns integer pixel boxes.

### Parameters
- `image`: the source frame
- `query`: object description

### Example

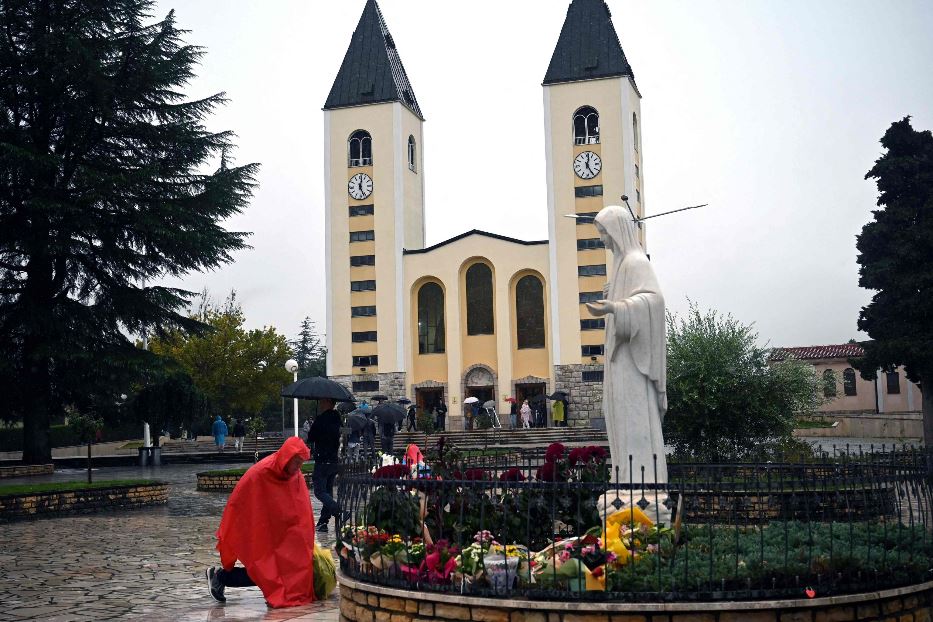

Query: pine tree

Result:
[0,2,257,462]
[854,117,933,444]
[291,316,326,379]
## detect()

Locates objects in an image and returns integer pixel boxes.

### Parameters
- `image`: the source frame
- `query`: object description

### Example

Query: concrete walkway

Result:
[1,463,339,621]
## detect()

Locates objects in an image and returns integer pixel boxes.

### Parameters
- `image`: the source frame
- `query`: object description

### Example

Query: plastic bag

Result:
[313,542,337,600]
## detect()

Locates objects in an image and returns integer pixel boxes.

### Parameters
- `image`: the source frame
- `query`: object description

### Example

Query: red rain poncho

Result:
[215,437,316,607]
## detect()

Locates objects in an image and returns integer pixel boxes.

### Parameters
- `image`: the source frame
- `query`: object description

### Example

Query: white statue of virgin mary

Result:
[586,205,669,514]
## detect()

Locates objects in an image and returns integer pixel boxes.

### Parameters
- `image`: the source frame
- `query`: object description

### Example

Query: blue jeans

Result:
[312,462,340,524]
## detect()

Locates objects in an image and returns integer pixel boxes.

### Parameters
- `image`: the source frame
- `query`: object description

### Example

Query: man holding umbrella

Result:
[282,376,356,534]
[307,398,343,532]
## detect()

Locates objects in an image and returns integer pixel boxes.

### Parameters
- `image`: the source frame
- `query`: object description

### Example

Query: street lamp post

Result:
[285,359,299,437]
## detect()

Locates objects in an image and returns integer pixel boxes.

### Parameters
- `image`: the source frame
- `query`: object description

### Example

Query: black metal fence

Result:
[335,441,933,602]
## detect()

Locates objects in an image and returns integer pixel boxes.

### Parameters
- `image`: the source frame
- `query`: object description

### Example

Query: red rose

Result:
[500,467,526,482]
[545,442,566,462]
[568,447,587,465]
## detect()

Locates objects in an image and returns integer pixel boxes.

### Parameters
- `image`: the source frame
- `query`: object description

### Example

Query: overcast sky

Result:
[154,0,933,349]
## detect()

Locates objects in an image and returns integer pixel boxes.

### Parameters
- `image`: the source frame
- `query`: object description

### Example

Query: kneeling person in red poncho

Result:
[206,437,318,607]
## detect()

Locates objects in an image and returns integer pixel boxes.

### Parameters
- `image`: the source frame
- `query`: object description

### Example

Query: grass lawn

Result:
[120,441,144,449]
[200,463,315,477]
[0,479,157,496]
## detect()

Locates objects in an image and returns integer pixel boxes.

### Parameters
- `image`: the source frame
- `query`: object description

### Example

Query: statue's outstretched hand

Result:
[585,300,614,317]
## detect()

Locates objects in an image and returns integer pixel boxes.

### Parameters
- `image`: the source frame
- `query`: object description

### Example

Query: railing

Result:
[335,442,933,601]
[349,157,373,167]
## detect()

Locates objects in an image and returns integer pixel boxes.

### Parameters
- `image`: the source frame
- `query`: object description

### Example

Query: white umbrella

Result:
[463,396,479,404]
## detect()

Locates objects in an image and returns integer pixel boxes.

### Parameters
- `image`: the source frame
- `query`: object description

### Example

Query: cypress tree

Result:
[855,117,933,444]
[0,1,257,462]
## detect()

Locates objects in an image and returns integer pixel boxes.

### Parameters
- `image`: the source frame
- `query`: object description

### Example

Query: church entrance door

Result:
[416,388,443,415]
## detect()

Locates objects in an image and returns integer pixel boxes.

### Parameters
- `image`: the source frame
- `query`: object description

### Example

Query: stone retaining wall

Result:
[197,471,314,491]
[339,574,932,622]
[0,463,54,479]
[0,482,168,521]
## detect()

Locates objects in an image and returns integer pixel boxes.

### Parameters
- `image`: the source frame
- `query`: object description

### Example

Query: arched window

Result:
[465,263,494,335]
[632,112,639,151]
[515,275,545,349]
[417,282,445,354]
[408,135,416,172]
[573,106,600,145]
[348,130,372,167]
[822,369,837,398]
[843,368,857,396]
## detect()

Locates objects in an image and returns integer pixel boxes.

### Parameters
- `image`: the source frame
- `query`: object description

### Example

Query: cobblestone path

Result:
[1,463,339,621]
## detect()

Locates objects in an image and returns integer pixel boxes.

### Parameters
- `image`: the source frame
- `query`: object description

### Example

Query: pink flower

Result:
[559,550,571,562]
[647,544,659,554]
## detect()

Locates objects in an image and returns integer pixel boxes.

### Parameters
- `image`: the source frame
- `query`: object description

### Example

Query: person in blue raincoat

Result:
[212,415,228,453]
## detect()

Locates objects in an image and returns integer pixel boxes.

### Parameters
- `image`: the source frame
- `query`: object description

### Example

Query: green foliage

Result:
[854,117,933,441]
[0,479,157,496]
[129,371,210,446]
[0,421,141,451]
[363,486,422,539]
[664,303,823,461]
[149,292,291,421]
[415,410,436,434]
[198,463,313,477]
[292,317,327,379]
[475,411,493,430]
[605,521,933,595]
[67,412,103,445]
[0,2,257,463]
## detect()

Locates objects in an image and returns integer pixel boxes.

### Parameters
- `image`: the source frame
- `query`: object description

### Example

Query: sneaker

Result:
[205,567,226,603]
[316,522,329,533]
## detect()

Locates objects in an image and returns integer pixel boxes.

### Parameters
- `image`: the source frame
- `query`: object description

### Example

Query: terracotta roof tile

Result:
[770,344,864,362]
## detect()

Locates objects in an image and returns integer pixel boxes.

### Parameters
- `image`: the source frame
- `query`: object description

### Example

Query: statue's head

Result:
[594,205,640,256]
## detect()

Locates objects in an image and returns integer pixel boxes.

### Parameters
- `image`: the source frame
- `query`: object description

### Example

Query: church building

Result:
[324,0,647,430]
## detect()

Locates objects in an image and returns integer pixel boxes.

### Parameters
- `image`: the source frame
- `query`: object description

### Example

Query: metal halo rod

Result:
[637,204,708,221]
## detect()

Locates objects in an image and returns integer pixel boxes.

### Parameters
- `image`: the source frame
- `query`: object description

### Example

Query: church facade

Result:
[324,0,647,429]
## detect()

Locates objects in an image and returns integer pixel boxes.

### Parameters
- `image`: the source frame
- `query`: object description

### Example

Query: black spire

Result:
[324,0,423,119]
[543,0,635,86]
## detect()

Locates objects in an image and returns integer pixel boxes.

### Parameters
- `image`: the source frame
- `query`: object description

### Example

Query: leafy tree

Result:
[291,316,326,379]
[0,2,257,463]
[149,291,291,424]
[129,370,210,446]
[67,410,103,483]
[663,303,823,461]
[853,117,933,444]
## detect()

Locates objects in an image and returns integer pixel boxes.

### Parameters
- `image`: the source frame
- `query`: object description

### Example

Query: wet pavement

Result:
[0,463,339,622]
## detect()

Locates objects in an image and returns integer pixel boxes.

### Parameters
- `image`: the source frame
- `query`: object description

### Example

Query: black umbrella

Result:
[529,394,547,404]
[337,401,358,414]
[281,377,355,402]
[371,394,389,402]
[397,398,412,405]
[372,402,406,424]
[548,391,569,400]
[346,412,375,433]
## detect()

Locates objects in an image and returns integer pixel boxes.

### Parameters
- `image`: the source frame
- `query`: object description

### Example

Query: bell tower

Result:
[543,0,644,427]
[323,0,425,399]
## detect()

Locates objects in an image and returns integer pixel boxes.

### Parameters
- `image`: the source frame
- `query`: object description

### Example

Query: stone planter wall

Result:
[0,463,54,479]
[0,482,168,521]
[197,471,314,492]
[338,574,932,622]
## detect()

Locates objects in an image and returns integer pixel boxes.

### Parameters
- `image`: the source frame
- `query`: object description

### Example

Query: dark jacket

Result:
[308,409,341,463]
[233,422,246,437]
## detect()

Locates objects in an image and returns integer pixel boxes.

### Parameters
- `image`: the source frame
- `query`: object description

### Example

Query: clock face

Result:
[348,173,373,200]
[573,151,602,180]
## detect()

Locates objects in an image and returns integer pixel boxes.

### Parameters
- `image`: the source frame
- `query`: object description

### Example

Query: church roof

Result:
[403,230,548,255]
[770,344,865,362]
[324,0,423,120]
[543,0,636,87]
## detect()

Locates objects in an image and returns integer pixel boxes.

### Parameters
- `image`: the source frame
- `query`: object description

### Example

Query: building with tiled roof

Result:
[771,343,921,418]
